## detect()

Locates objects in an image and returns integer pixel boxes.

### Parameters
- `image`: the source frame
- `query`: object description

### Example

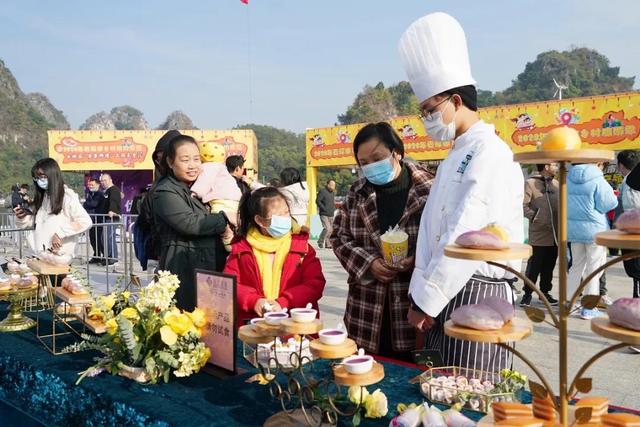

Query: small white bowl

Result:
[343,354,374,375]
[249,318,264,325]
[290,307,317,323]
[318,328,347,346]
[263,311,288,325]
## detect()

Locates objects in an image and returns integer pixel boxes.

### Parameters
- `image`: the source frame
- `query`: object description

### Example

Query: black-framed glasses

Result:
[419,96,452,121]
[32,174,48,181]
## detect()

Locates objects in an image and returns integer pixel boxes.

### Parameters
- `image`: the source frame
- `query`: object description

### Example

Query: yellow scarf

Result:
[246,227,292,300]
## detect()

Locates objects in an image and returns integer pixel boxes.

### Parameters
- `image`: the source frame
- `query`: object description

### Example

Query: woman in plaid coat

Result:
[330,123,433,361]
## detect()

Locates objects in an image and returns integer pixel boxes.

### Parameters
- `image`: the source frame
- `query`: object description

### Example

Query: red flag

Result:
[240,0,248,4]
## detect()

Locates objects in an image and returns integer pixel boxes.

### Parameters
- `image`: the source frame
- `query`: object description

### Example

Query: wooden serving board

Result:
[333,362,384,387]
[54,287,93,305]
[309,338,357,360]
[26,259,70,275]
[444,317,533,343]
[591,316,640,345]
[594,230,640,250]
[478,404,575,427]
[255,321,286,337]
[238,325,276,345]
[77,314,106,334]
[444,244,532,261]
[513,149,614,164]
[281,318,323,335]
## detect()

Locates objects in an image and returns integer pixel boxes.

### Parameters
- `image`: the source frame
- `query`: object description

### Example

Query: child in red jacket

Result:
[224,187,326,326]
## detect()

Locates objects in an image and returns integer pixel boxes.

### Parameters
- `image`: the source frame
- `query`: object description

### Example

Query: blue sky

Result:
[0,0,638,133]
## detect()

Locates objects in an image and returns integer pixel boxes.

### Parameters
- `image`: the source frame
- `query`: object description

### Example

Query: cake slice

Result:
[496,418,545,427]
[533,395,557,421]
[575,396,609,423]
[492,402,533,422]
[602,413,640,427]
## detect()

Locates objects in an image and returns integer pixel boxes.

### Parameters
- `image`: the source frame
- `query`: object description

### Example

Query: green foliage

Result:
[388,81,420,116]
[338,82,398,125]
[318,168,358,196]
[156,350,180,369]
[233,123,306,183]
[339,48,635,118]
[484,48,635,106]
[117,316,140,364]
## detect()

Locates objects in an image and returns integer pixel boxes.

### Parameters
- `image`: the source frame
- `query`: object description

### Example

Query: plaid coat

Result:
[329,162,434,353]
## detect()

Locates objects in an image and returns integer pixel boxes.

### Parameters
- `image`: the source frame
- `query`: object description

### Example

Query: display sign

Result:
[305,91,640,167]
[48,129,258,172]
[195,270,237,376]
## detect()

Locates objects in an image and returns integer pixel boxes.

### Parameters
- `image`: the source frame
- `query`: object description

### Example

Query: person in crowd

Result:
[280,167,310,226]
[130,187,148,216]
[330,122,433,362]
[99,173,122,266]
[19,184,31,205]
[153,134,233,311]
[567,162,618,320]
[14,158,92,258]
[520,164,559,307]
[224,187,325,326]
[316,179,336,249]
[191,148,243,227]
[136,130,182,270]
[616,150,640,299]
[399,13,524,372]
[10,184,31,210]
[226,155,251,195]
[225,155,264,195]
[83,178,104,264]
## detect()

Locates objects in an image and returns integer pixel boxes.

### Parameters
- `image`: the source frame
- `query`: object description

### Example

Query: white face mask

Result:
[422,99,456,141]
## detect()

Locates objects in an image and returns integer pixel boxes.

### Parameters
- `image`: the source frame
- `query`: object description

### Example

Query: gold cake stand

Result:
[0,284,38,332]
[444,148,640,426]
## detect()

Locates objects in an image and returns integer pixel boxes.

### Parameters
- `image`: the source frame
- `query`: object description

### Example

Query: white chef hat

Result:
[398,12,476,104]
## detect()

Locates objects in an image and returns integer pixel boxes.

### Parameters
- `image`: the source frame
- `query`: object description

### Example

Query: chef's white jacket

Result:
[409,120,524,317]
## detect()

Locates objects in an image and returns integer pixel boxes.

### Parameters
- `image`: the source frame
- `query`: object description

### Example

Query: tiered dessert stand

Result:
[239,318,385,426]
[0,283,38,332]
[443,148,639,426]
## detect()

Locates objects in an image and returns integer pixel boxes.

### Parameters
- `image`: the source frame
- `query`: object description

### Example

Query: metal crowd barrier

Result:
[0,212,147,297]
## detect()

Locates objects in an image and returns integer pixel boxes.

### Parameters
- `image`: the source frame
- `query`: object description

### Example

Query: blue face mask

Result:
[267,215,292,238]
[361,155,397,185]
[36,178,48,191]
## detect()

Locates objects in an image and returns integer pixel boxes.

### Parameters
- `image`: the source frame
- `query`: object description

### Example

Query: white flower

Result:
[136,271,180,312]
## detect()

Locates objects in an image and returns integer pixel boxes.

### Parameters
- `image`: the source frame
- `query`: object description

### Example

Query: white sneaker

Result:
[599,295,613,307]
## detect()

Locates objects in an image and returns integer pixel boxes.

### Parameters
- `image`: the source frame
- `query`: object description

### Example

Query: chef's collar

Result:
[450,120,492,150]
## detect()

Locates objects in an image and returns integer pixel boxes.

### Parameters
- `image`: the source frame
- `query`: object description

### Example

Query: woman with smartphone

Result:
[14,158,92,258]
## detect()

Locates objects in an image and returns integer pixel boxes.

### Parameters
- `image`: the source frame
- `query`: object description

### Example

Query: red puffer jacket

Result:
[223,232,326,326]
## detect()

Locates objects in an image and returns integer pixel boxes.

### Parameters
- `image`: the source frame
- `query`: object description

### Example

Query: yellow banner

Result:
[48,129,258,172]
[306,91,640,167]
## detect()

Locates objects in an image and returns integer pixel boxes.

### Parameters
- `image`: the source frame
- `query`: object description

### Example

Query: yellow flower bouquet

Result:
[66,271,210,384]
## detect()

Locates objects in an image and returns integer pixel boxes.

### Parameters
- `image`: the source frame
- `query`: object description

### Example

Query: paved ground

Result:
[312,244,640,410]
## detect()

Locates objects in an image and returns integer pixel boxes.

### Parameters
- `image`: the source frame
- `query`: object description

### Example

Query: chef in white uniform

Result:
[398,12,524,372]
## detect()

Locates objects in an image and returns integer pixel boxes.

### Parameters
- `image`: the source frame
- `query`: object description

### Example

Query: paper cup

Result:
[380,230,409,265]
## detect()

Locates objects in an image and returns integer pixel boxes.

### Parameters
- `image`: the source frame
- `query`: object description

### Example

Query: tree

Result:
[233,124,306,183]
[490,48,635,105]
[338,82,398,125]
[388,81,420,116]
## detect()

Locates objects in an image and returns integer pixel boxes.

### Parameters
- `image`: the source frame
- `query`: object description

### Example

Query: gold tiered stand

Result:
[238,319,384,426]
[0,284,38,332]
[443,148,640,426]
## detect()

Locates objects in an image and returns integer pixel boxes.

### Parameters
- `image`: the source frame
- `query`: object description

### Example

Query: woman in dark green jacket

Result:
[153,134,231,311]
